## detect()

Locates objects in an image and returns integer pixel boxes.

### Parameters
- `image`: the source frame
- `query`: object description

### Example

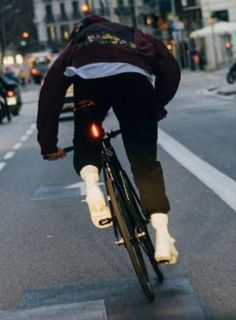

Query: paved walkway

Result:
[181,68,236,99]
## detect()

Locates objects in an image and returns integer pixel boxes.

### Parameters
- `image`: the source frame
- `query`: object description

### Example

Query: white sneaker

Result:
[80,165,112,228]
[151,213,179,264]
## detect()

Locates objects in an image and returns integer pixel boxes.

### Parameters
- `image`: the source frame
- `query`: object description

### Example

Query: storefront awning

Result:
[190,21,236,38]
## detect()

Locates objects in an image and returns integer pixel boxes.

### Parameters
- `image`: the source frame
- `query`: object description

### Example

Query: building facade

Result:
[197,0,236,69]
[33,0,144,50]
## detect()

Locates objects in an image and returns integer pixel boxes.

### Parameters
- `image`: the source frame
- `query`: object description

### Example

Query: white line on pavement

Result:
[13,143,22,150]
[158,129,236,212]
[3,151,15,160]
[26,129,34,135]
[0,124,37,173]
[0,162,6,171]
[20,135,28,142]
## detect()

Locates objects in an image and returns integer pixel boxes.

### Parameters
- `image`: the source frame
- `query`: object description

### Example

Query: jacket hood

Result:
[84,15,110,24]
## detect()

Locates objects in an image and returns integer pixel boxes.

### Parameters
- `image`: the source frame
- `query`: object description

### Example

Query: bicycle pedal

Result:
[136,231,146,238]
[158,259,170,264]
[115,238,124,245]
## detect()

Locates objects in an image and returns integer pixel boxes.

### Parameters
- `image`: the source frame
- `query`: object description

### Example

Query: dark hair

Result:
[70,15,109,40]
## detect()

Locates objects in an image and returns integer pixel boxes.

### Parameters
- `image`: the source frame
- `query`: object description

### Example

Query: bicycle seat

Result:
[74,99,96,112]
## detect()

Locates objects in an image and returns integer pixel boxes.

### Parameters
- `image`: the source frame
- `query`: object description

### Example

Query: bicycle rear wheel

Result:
[106,174,155,302]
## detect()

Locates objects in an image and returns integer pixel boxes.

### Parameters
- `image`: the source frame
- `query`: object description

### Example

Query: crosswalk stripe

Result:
[0,300,107,320]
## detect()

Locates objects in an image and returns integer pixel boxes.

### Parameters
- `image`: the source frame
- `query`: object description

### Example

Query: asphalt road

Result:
[0,70,235,320]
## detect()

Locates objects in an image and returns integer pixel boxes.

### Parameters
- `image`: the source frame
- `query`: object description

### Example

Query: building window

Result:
[187,0,197,6]
[128,0,134,7]
[47,26,57,42]
[72,1,79,17]
[212,10,229,22]
[60,2,67,19]
[117,0,124,7]
[45,4,54,21]
[60,25,70,41]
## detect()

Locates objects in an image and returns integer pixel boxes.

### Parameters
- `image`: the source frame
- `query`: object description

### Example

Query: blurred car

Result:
[0,75,22,116]
[31,61,49,84]
[0,85,11,123]
[27,52,52,85]
[4,68,21,85]
[62,84,74,113]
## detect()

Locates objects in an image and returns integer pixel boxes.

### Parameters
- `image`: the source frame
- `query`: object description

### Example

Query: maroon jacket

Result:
[37,15,180,155]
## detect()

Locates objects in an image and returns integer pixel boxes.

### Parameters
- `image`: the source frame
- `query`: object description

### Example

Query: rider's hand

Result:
[43,148,66,160]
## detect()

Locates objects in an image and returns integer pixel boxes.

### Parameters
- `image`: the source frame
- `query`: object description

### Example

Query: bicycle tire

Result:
[120,171,164,282]
[106,174,155,302]
[227,71,236,84]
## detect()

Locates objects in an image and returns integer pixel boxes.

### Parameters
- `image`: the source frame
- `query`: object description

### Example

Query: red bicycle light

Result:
[90,123,103,140]
[7,91,14,97]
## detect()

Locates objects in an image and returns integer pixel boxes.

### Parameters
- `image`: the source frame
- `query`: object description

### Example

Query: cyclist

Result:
[37,15,180,264]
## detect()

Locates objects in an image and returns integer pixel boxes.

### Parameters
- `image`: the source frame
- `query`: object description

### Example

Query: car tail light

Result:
[31,68,39,75]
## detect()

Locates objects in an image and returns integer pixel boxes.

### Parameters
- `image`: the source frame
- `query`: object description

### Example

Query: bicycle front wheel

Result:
[106,175,155,302]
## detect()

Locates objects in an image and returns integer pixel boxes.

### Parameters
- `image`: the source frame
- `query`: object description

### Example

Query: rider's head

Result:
[70,15,109,39]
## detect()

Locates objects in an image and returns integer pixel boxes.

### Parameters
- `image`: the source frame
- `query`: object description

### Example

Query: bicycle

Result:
[226,62,236,84]
[64,99,164,302]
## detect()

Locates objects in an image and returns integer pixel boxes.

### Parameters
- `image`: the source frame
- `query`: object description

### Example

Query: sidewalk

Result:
[182,68,236,99]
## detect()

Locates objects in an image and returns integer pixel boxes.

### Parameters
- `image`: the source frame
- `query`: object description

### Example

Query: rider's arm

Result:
[37,40,74,155]
[144,33,181,109]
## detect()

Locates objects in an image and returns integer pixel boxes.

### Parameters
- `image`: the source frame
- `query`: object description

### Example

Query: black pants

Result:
[73,73,170,217]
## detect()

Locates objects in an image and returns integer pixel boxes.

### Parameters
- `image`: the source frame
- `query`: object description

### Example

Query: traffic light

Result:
[20,32,30,47]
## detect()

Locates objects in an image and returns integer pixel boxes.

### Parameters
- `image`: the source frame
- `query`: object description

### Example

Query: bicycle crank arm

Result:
[136,231,146,238]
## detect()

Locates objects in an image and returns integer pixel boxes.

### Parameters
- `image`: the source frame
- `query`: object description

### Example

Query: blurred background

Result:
[0,0,236,79]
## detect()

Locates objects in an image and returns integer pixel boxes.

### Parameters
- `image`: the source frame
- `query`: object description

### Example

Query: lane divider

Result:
[0,162,6,171]
[3,151,15,160]
[0,123,36,172]
[13,142,22,150]
[158,129,236,212]
[20,135,29,142]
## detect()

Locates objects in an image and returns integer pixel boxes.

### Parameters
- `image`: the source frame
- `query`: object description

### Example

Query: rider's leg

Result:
[73,77,112,228]
[112,74,178,264]
[80,165,112,228]
[150,213,178,264]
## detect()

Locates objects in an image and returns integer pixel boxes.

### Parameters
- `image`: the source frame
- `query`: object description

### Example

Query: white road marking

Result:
[159,129,236,212]
[20,135,28,142]
[26,129,34,135]
[13,143,22,150]
[0,162,6,171]
[3,151,15,160]
[66,182,105,196]
[0,300,108,319]
[0,124,37,173]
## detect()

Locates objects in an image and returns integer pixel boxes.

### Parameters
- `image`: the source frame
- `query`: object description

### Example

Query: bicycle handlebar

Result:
[106,129,121,139]
[63,146,74,153]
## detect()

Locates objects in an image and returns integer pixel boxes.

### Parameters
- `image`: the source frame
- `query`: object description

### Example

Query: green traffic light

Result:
[20,40,27,46]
